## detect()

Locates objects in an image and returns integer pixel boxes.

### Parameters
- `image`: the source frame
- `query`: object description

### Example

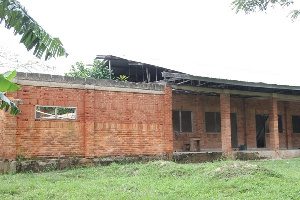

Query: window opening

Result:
[205,112,221,133]
[264,115,283,134]
[35,106,77,120]
[172,110,193,133]
[292,115,300,133]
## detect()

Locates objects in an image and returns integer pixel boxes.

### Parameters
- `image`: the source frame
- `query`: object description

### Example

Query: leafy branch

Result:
[0,70,21,115]
[0,0,68,60]
[231,0,300,21]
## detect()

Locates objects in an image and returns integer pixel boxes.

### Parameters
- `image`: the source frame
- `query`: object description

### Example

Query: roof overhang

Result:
[163,72,300,101]
[170,84,300,102]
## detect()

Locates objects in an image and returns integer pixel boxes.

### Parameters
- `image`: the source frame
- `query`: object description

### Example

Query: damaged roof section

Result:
[96,55,300,99]
[162,72,300,99]
[96,55,179,83]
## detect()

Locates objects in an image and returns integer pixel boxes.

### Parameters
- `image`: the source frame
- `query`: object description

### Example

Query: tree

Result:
[65,61,89,78]
[65,60,113,80]
[231,0,300,20]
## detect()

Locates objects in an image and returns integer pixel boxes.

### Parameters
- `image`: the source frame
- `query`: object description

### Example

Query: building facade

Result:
[1,57,300,160]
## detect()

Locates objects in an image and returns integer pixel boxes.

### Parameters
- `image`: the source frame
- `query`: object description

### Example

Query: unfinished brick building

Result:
[1,55,300,160]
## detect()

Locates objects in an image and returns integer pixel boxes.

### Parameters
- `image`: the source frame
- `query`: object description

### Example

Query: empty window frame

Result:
[263,115,283,134]
[35,106,77,120]
[292,115,300,133]
[205,112,221,133]
[172,110,193,133]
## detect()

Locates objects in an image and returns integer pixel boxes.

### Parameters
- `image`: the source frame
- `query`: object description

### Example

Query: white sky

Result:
[1,0,300,86]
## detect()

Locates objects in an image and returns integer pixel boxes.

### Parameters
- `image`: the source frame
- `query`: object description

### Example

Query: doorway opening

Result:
[255,114,269,148]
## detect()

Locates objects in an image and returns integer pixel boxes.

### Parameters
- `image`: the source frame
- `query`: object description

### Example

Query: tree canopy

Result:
[65,60,113,80]
[231,0,300,20]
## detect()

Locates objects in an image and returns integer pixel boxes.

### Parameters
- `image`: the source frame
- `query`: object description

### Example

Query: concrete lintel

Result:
[14,80,165,95]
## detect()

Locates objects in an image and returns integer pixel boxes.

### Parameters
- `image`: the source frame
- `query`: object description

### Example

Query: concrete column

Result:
[220,93,231,152]
[269,97,280,151]
[285,101,293,149]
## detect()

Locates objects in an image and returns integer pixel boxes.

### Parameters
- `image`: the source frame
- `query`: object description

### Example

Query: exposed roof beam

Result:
[163,72,300,91]
[170,84,300,102]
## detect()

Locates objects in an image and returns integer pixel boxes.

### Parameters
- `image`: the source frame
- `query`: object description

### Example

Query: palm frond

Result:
[0,72,21,92]
[0,0,68,60]
[0,92,21,115]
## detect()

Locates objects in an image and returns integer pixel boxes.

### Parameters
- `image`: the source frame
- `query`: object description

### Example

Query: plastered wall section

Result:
[0,73,173,159]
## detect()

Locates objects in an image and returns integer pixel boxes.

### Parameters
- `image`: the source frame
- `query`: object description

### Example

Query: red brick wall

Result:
[287,102,300,149]
[1,85,171,159]
[172,94,201,151]
[279,101,288,148]
[3,81,300,160]
[245,99,286,149]
[172,93,299,151]
[14,86,85,158]
[0,105,4,159]
[163,87,174,154]
[0,91,18,159]
[220,93,231,152]
[92,89,171,156]
[172,94,246,151]
[268,97,279,151]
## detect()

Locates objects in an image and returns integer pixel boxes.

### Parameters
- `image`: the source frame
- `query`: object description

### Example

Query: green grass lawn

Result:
[0,158,299,199]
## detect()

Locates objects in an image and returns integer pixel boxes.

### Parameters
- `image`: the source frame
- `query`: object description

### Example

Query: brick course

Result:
[0,78,171,159]
[2,72,300,159]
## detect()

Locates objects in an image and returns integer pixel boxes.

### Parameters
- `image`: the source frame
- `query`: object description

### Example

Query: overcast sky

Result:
[1,0,300,86]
